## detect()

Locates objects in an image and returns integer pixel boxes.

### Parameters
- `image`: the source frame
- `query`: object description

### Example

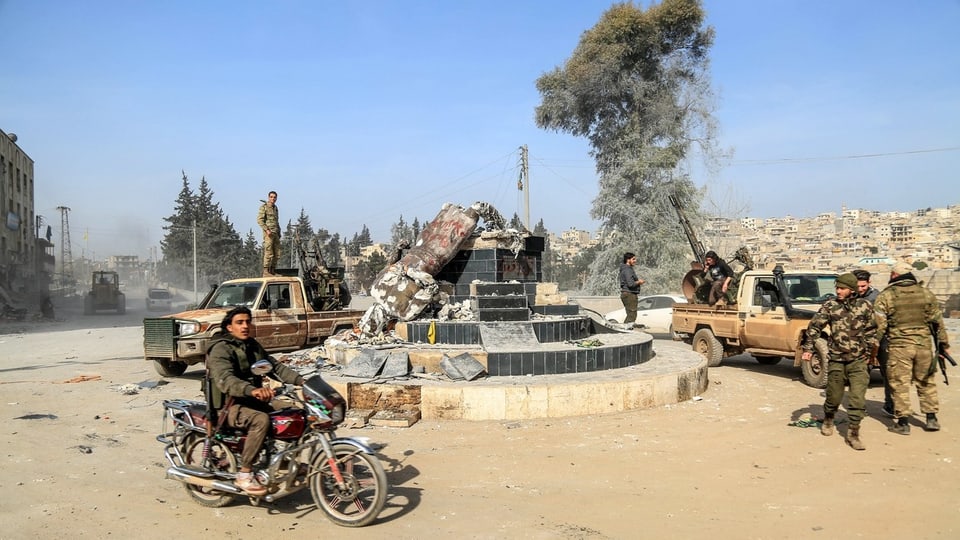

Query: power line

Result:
[534,145,960,167]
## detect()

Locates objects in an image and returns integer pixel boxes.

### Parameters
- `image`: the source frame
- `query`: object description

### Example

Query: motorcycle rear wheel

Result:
[310,442,388,527]
[181,435,238,508]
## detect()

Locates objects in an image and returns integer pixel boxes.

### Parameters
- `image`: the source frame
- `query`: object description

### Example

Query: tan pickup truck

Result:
[672,265,838,388]
[143,275,363,377]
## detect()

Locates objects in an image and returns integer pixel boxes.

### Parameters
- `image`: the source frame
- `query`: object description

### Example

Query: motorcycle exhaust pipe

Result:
[166,467,243,495]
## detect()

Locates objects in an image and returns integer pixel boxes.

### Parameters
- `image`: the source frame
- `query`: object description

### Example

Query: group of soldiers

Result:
[801,262,951,451]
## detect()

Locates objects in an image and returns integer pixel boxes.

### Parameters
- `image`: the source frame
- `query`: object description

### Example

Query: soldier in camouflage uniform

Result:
[802,272,878,450]
[257,191,281,276]
[874,261,951,435]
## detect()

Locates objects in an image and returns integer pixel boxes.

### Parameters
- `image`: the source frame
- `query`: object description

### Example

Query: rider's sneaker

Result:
[235,472,267,496]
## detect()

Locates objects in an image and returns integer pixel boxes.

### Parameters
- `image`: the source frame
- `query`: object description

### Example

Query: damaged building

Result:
[0,128,52,318]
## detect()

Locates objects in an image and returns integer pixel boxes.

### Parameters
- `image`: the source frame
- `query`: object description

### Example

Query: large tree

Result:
[158,172,258,287]
[535,0,718,294]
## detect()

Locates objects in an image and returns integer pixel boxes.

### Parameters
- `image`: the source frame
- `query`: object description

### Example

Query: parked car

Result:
[605,294,687,335]
[145,288,174,312]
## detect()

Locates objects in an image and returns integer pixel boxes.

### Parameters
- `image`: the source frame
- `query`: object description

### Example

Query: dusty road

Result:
[1,299,958,540]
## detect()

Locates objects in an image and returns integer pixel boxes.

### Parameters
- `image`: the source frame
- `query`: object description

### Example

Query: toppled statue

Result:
[358,201,506,336]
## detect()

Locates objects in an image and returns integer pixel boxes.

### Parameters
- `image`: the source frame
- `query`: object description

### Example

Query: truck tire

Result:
[116,293,126,314]
[754,355,782,365]
[154,358,188,377]
[693,328,724,367]
[801,338,829,389]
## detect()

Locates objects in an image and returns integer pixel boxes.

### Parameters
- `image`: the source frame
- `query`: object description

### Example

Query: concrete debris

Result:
[436,300,475,321]
[567,338,604,348]
[342,408,376,429]
[440,352,487,381]
[116,384,140,395]
[274,346,327,369]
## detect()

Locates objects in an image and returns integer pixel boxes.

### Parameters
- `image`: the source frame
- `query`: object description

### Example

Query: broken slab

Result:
[340,348,388,378]
[440,352,486,381]
[380,351,412,378]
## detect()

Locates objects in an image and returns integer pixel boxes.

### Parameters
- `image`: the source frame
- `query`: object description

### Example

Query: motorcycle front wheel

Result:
[310,442,388,527]
[181,434,238,508]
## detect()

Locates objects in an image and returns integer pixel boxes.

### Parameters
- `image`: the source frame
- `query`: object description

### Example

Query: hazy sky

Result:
[2,0,957,260]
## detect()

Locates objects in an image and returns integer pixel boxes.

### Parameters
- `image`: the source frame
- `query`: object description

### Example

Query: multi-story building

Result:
[0,128,46,294]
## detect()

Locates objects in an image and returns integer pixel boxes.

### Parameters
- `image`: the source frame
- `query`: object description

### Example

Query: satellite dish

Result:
[7,133,17,142]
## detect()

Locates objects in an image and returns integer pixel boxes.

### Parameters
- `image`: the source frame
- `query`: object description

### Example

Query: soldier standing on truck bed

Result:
[801,272,878,451]
[873,261,951,435]
[257,191,281,277]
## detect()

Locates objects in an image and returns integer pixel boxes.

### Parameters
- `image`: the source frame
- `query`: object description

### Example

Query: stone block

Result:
[536,282,559,295]
[477,295,528,309]
[534,293,569,306]
[369,409,421,428]
[474,282,526,296]
[478,308,529,322]
[420,385,466,420]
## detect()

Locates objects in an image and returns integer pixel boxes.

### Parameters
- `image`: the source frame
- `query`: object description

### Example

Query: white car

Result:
[145,288,174,312]
[604,294,687,335]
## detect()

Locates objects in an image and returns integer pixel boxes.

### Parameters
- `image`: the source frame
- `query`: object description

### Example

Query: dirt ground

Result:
[1,298,958,540]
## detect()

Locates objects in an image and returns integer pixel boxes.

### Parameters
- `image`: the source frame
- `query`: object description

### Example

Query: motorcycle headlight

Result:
[177,321,200,336]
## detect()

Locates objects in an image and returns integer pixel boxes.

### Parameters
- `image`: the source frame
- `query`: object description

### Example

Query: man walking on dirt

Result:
[619,252,645,324]
[257,191,281,276]
[801,273,878,450]
[874,261,950,435]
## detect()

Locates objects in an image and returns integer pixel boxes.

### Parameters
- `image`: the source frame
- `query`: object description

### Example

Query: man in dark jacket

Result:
[619,252,646,324]
[703,250,734,306]
[206,306,304,495]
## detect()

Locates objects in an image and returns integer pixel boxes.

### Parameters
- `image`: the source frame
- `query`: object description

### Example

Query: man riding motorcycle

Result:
[206,306,304,495]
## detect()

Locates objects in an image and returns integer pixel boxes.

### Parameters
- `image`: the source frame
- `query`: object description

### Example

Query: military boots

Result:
[846,425,865,451]
[820,414,835,436]
[925,413,941,432]
[890,417,910,435]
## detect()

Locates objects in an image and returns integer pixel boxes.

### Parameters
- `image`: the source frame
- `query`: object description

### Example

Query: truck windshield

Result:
[206,282,262,308]
[783,275,838,304]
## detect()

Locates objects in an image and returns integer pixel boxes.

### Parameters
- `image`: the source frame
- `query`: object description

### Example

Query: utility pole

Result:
[518,144,530,230]
[193,219,198,304]
[56,206,74,288]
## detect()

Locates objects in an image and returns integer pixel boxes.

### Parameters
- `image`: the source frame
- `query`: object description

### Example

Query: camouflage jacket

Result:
[874,274,949,349]
[257,202,280,236]
[802,296,878,360]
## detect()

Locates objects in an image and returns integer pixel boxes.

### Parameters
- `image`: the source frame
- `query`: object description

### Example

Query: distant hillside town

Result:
[547,204,960,273]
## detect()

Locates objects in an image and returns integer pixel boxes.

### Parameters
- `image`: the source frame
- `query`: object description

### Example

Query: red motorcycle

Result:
[157,361,388,527]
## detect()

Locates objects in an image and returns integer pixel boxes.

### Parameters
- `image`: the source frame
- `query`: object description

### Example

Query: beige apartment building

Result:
[1,128,51,295]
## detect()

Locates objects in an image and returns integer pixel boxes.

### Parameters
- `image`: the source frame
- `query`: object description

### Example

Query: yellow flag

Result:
[427,321,436,345]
